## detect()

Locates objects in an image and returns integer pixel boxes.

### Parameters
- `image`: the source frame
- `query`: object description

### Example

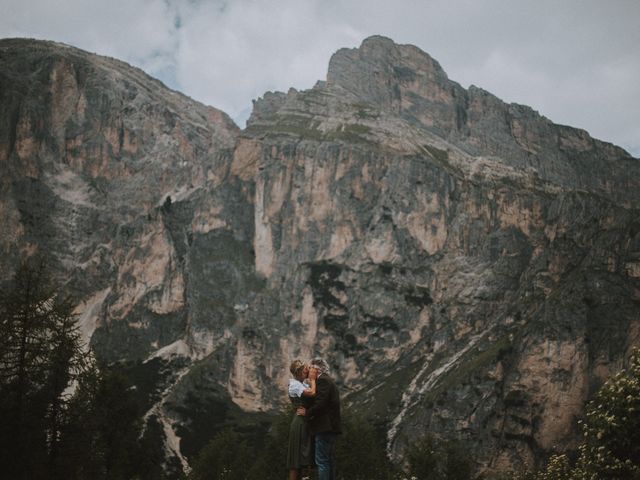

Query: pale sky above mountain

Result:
[1,0,638,156]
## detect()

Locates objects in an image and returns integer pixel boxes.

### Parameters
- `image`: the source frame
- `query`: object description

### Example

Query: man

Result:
[297,357,341,480]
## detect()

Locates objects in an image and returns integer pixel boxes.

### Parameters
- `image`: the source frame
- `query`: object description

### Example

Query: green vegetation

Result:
[186,407,291,480]
[418,143,464,177]
[186,407,472,480]
[353,101,381,120]
[0,259,84,479]
[187,406,397,480]
[188,429,251,480]
[422,144,449,164]
[335,410,396,480]
[247,114,375,145]
[346,360,423,420]
[405,434,472,480]
[0,258,154,480]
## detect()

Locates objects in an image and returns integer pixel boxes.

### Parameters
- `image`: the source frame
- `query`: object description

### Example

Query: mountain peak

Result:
[326,36,449,108]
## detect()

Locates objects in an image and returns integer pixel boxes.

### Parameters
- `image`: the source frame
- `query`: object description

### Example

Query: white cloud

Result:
[171,0,361,120]
[3,0,176,61]
[0,0,638,156]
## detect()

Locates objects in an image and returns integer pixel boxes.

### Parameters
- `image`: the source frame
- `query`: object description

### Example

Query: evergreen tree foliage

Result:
[335,411,395,480]
[246,406,292,480]
[137,414,172,480]
[405,433,471,480]
[57,365,144,480]
[0,258,150,480]
[0,258,86,480]
[188,428,251,480]
[188,406,396,480]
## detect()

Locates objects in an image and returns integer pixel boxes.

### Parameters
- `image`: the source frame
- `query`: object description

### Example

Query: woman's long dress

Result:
[287,379,314,469]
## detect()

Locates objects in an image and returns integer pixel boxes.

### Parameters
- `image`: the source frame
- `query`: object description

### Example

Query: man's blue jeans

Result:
[315,432,338,480]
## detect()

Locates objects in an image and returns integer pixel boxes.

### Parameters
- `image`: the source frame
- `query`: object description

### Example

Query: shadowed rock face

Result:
[1,36,639,476]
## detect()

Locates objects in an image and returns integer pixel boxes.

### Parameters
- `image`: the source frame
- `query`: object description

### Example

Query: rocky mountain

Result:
[1,36,639,477]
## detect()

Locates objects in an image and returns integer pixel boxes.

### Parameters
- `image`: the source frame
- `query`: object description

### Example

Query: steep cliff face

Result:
[1,36,639,476]
[0,38,247,472]
[240,36,640,472]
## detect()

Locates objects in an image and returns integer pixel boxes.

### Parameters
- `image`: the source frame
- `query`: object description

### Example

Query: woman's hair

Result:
[310,358,330,376]
[289,359,305,376]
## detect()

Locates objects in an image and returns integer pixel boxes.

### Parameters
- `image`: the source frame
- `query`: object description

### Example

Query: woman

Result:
[287,360,317,480]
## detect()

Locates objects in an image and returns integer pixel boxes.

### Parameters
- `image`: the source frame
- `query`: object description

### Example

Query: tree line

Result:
[187,408,471,480]
[0,259,155,480]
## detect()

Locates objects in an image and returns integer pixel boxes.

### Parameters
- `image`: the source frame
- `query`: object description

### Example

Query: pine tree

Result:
[56,363,145,480]
[45,297,88,477]
[188,428,250,480]
[0,258,150,480]
[335,411,396,480]
[247,406,291,480]
[405,433,471,480]
[0,259,85,479]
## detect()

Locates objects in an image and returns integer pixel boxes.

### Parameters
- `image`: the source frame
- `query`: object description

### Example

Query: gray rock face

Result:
[1,36,639,476]
[0,38,243,473]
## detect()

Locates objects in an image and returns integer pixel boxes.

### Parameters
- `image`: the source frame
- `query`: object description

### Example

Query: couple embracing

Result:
[287,358,341,480]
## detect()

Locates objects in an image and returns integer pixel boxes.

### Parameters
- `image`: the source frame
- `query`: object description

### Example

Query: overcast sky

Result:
[2,0,638,156]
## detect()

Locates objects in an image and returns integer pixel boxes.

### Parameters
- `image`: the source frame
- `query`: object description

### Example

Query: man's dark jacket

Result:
[307,374,341,436]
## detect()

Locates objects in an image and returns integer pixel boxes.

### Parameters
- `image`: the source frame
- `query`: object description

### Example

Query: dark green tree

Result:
[137,414,171,480]
[44,297,87,476]
[406,434,439,479]
[188,428,251,480]
[0,258,147,480]
[335,411,395,480]
[247,406,292,480]
[56,364,145,480]
[405,433,471,480]
[0,259,86,480]
[247,405,396,480]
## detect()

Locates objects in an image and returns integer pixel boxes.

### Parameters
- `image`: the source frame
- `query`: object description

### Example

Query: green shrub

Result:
[335,411,395,480]
[188,428,250,480]
[405,434,471,480]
